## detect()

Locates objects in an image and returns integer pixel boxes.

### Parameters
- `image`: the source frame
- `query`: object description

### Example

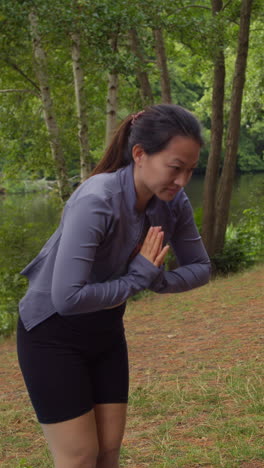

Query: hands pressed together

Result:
[140,226,170,267]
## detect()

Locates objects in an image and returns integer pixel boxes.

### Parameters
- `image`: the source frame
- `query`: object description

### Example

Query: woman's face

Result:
[133,135,200,206]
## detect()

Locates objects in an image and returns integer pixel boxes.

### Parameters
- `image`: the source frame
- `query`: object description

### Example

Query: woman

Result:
[17,104,211,468]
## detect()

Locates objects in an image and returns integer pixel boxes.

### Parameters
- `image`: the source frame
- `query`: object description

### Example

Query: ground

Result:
[1,265,264,467]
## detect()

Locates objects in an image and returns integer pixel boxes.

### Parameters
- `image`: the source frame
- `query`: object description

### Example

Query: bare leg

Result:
[41,410,98,468]
[95,403,127,468]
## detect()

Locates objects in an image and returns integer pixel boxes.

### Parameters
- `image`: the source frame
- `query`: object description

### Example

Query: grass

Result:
[0,265,264,467]
[123,364,264,467]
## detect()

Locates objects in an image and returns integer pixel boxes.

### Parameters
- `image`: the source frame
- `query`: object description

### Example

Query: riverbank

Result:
[1,265,263,467]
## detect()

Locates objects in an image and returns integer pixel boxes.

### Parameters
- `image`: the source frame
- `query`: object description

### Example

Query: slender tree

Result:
[71,31,91,180]
[29,8,71,200]
[129,28,154,106]
[105,34,119,146]
[201,0,226,256]
[214,0,254,253]
[153,28,171,104]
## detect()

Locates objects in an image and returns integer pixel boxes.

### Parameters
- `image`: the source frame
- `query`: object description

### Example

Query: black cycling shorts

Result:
[17,304,129,424]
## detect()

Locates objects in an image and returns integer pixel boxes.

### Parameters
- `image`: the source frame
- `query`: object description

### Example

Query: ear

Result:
[132,144,145,166]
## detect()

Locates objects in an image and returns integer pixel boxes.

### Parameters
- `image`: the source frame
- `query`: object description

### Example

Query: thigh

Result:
[91,330,129,406]
[41,410,98,468]
[17,316,94,424]
[94,403,127,453]
[91,332,129,455]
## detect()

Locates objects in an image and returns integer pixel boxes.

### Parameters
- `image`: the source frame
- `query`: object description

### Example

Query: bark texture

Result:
[213,0,253,253]
[105,35,119,146]
[201,0,225,256]
[71,31,91,181]
[29,9,71,201]
[153,29,171,104]
[129,29,153,106]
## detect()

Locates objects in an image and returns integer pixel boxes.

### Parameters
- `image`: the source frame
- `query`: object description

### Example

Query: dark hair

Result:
[91,104,203,176]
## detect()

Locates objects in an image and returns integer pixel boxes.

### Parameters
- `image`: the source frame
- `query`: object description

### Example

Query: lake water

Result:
[0,173,263,234]
[185,172,264,223]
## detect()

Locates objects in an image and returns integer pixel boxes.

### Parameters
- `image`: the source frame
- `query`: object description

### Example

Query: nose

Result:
[174,171,190,188]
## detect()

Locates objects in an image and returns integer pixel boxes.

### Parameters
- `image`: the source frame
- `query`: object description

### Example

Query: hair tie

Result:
[131,110,145,125]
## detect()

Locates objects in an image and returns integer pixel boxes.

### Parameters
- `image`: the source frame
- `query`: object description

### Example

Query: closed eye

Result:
[168,166,181,171]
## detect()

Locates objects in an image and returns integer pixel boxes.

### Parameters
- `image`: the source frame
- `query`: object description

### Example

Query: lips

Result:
[167,187,179,195]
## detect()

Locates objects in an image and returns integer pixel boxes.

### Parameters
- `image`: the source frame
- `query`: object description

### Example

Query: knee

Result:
[54,448,99,468]
[96,446,120,468]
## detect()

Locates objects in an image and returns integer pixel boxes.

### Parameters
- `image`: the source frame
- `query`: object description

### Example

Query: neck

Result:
[135,198,148,213]
[133,166,153,213]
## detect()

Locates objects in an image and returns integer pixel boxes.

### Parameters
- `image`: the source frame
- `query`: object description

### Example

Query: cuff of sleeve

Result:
[148,265,167,291]
[128,253,162,288]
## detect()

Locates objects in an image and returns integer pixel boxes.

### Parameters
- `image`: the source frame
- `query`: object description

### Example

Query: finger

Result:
[154,245,170,267]
[157,230,164,254]
[140,227,164,263]
[147,230,164,260]
[154,230,164,256]
[141,227,162,256]
[145,225,154,241]
[154,245,169,267]
[146,226,161,244]
[141,226,158,249]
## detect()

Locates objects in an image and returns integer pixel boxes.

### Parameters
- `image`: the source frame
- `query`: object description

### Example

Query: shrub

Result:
[211,206,264,275]
[211,238,250,275]
[0,194,61,336]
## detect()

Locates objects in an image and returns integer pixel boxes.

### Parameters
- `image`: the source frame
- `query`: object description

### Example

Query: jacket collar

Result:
[118,162,140,218]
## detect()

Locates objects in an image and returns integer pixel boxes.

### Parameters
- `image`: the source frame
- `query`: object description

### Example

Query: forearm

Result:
[52,254,163,315]
[149,261,211,294]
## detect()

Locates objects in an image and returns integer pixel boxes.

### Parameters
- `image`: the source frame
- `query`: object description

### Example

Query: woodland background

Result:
[0,0,264,335]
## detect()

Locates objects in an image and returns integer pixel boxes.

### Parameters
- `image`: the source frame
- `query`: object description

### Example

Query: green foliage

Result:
[164,199,264,276]
[238,128,264,172]
[237,206,264,262]
[1,0,264,333]
[212,203,264,275]
[0,219,34,336]
[1,0,264,181]
[211,238,249,275]
[0,193,62,336]
[1,174,53,194]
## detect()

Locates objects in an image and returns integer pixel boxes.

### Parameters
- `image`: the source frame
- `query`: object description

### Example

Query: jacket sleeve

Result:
[51,195,162,315]
[149,195,211,294]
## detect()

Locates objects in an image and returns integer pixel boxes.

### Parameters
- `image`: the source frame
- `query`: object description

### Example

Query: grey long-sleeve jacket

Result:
[19,162,211,331]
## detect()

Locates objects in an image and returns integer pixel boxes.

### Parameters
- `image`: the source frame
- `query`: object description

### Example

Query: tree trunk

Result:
[71,31,91,181]
[29,9,71,201]
[213,0,253,253]
[153,28,171,104]
[201,0,225,256]
[129,28,153,106]
[105,35,119,146]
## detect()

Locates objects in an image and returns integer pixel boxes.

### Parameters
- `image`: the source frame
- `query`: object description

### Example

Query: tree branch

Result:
[175,5,211,12]
[4,58,40,91]
[0,89,40,97]
[223,0,233,10]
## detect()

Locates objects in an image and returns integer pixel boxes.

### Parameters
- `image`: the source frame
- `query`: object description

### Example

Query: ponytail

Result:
[90,115,133,176]
[91,104,203,177]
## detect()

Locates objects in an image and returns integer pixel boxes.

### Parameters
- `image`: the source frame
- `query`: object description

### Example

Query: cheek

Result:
[143,163,170,189]
[153,172,169,187]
